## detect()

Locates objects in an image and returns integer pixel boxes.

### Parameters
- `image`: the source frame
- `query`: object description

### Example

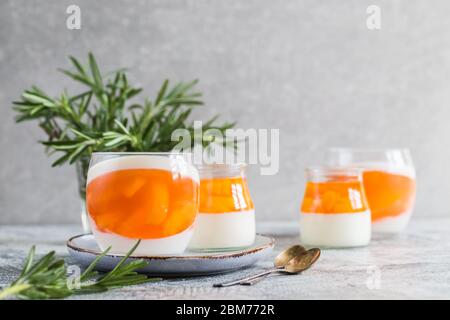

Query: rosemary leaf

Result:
[13,52,235,167]
[0,241,160,300]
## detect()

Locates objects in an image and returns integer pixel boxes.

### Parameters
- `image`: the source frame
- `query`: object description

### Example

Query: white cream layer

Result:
[188,210,256,250]
[372,209,412,233]
[300,210,371,248]
[89,217,194,255]
[87,155,199,185]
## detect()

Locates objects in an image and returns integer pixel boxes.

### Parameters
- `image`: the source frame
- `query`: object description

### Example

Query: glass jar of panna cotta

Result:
[326,148,416,233]
[188,163,256,251]
[300,167,371,248]
[86,152,199,256]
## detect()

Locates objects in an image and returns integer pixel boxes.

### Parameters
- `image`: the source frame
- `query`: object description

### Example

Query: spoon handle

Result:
[240,273,270,286]
[213,268,280,287]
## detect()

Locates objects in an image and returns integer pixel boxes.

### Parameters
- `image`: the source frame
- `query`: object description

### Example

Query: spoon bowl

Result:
[274,245,306,268]
[284,248,321,273]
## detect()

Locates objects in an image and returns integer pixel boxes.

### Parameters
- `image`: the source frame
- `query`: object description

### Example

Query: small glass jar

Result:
[300,167,371,248]
[188,163,256,251]
[86,152,199,255]
[326,148,416,233]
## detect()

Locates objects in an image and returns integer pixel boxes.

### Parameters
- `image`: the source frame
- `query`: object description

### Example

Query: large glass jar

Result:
[188,163,256,251]
[86,152,199,255]
[326,148,416,233]
[300,167,371,248]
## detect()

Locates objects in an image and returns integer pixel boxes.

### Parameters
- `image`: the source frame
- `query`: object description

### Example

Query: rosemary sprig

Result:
[0,241,160,300]
[13,53,235,167]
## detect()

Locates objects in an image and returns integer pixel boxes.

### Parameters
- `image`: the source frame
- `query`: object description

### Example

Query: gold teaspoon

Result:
[240,245,307,285]
[213,246,320,287]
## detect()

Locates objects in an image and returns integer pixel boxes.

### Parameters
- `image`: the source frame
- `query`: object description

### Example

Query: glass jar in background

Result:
[300,167,371,248]
[326,148,416,233]
[86,152,199,255]
[188,163,256,251]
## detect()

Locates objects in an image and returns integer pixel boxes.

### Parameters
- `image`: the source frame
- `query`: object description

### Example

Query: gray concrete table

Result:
[1,217,449,299]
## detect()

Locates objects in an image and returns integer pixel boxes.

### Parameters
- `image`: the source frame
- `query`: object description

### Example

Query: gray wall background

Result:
[1,0,449,224]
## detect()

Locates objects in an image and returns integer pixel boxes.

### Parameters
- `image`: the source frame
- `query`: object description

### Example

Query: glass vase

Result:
[76,156,91,233]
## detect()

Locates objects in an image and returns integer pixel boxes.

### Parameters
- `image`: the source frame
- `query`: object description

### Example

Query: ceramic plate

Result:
[66,234,274,276]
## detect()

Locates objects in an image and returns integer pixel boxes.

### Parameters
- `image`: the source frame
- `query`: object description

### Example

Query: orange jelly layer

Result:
[301,178,368,214]
[86,169,198,239]
[199,176,254,213]
[363,170,416,222]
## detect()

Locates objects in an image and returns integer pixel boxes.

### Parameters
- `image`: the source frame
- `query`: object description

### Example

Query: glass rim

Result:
[91,151,192,156]
[196,162,248,169]
[196,162,247,177]
[328,147,411,153]
[305,166,363,176]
